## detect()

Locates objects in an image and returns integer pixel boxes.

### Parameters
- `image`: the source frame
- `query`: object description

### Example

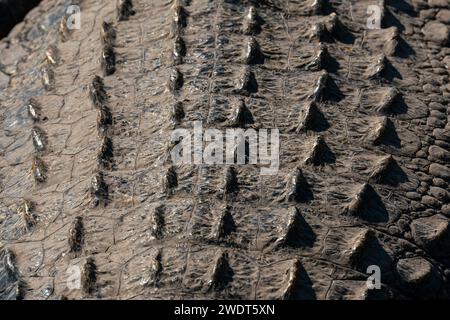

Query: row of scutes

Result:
[67,1,138,297]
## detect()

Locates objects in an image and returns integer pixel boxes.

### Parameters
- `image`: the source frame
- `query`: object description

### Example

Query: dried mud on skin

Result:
[0,0,450,300]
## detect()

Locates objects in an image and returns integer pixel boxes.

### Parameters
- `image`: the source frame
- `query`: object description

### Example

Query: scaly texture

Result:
[0,0,449,300]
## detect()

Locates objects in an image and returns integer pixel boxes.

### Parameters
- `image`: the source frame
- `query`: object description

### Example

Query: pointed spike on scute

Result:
[45,45,59,65]
[163,166,178,193]
[89,75,107,108]
[325,12,354,43]
[17,199,36,230]
[378,0,387,27]
[346,183,377,217]
[3,247,18,275]
[229,99,254,127]
[211,206,235,241]
[168,68,184,92]
[386,27,400,41]
[280,168,311,203]
[369,155,397,183]
[371,116,393,145]
[282,259,302,300]
[173,35,186,65]
[207,250,231,291]
[59,15,70,41]
[151,250,163,284]
[101,45,116,76]
[31,126,47,152]
[32,156,47,184]
[97,136,114,169]
[274,207,303,248]
[68,216,84,254]
[347,229,374,267]
[245,37,265,65]
[376,87,401,115]
[366,54,389,80]
[224,166,238,194]
[150,206,165,239]
[325,13,343,35]
[303,136,333,166]
[306,45,330,71]
[27,98,41,122]
[142,249,163,287]
[234,66,258,95]
[384,39,398,57]
[97,105,113,134]
[383,27,402,56]
[309,22,332,42]
[294,100,327,133]
[165,137,184,163]
[171,101,185,124]
[2,246,28,300]
[311,22,325,37]
[172,5,188,31]
[90,172,108,207]
[81,257,97,294]
[1,246,23,299]
[310,70,329,102]
[345,182,388,222]
[310,0,328,15]
[243,6,262,35]
[101,21,116,46]
[41,65,55,91]
[92,75,105,91]
[117,0,135,21]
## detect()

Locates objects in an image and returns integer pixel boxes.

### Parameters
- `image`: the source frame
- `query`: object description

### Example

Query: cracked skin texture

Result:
[0,0,450,300]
